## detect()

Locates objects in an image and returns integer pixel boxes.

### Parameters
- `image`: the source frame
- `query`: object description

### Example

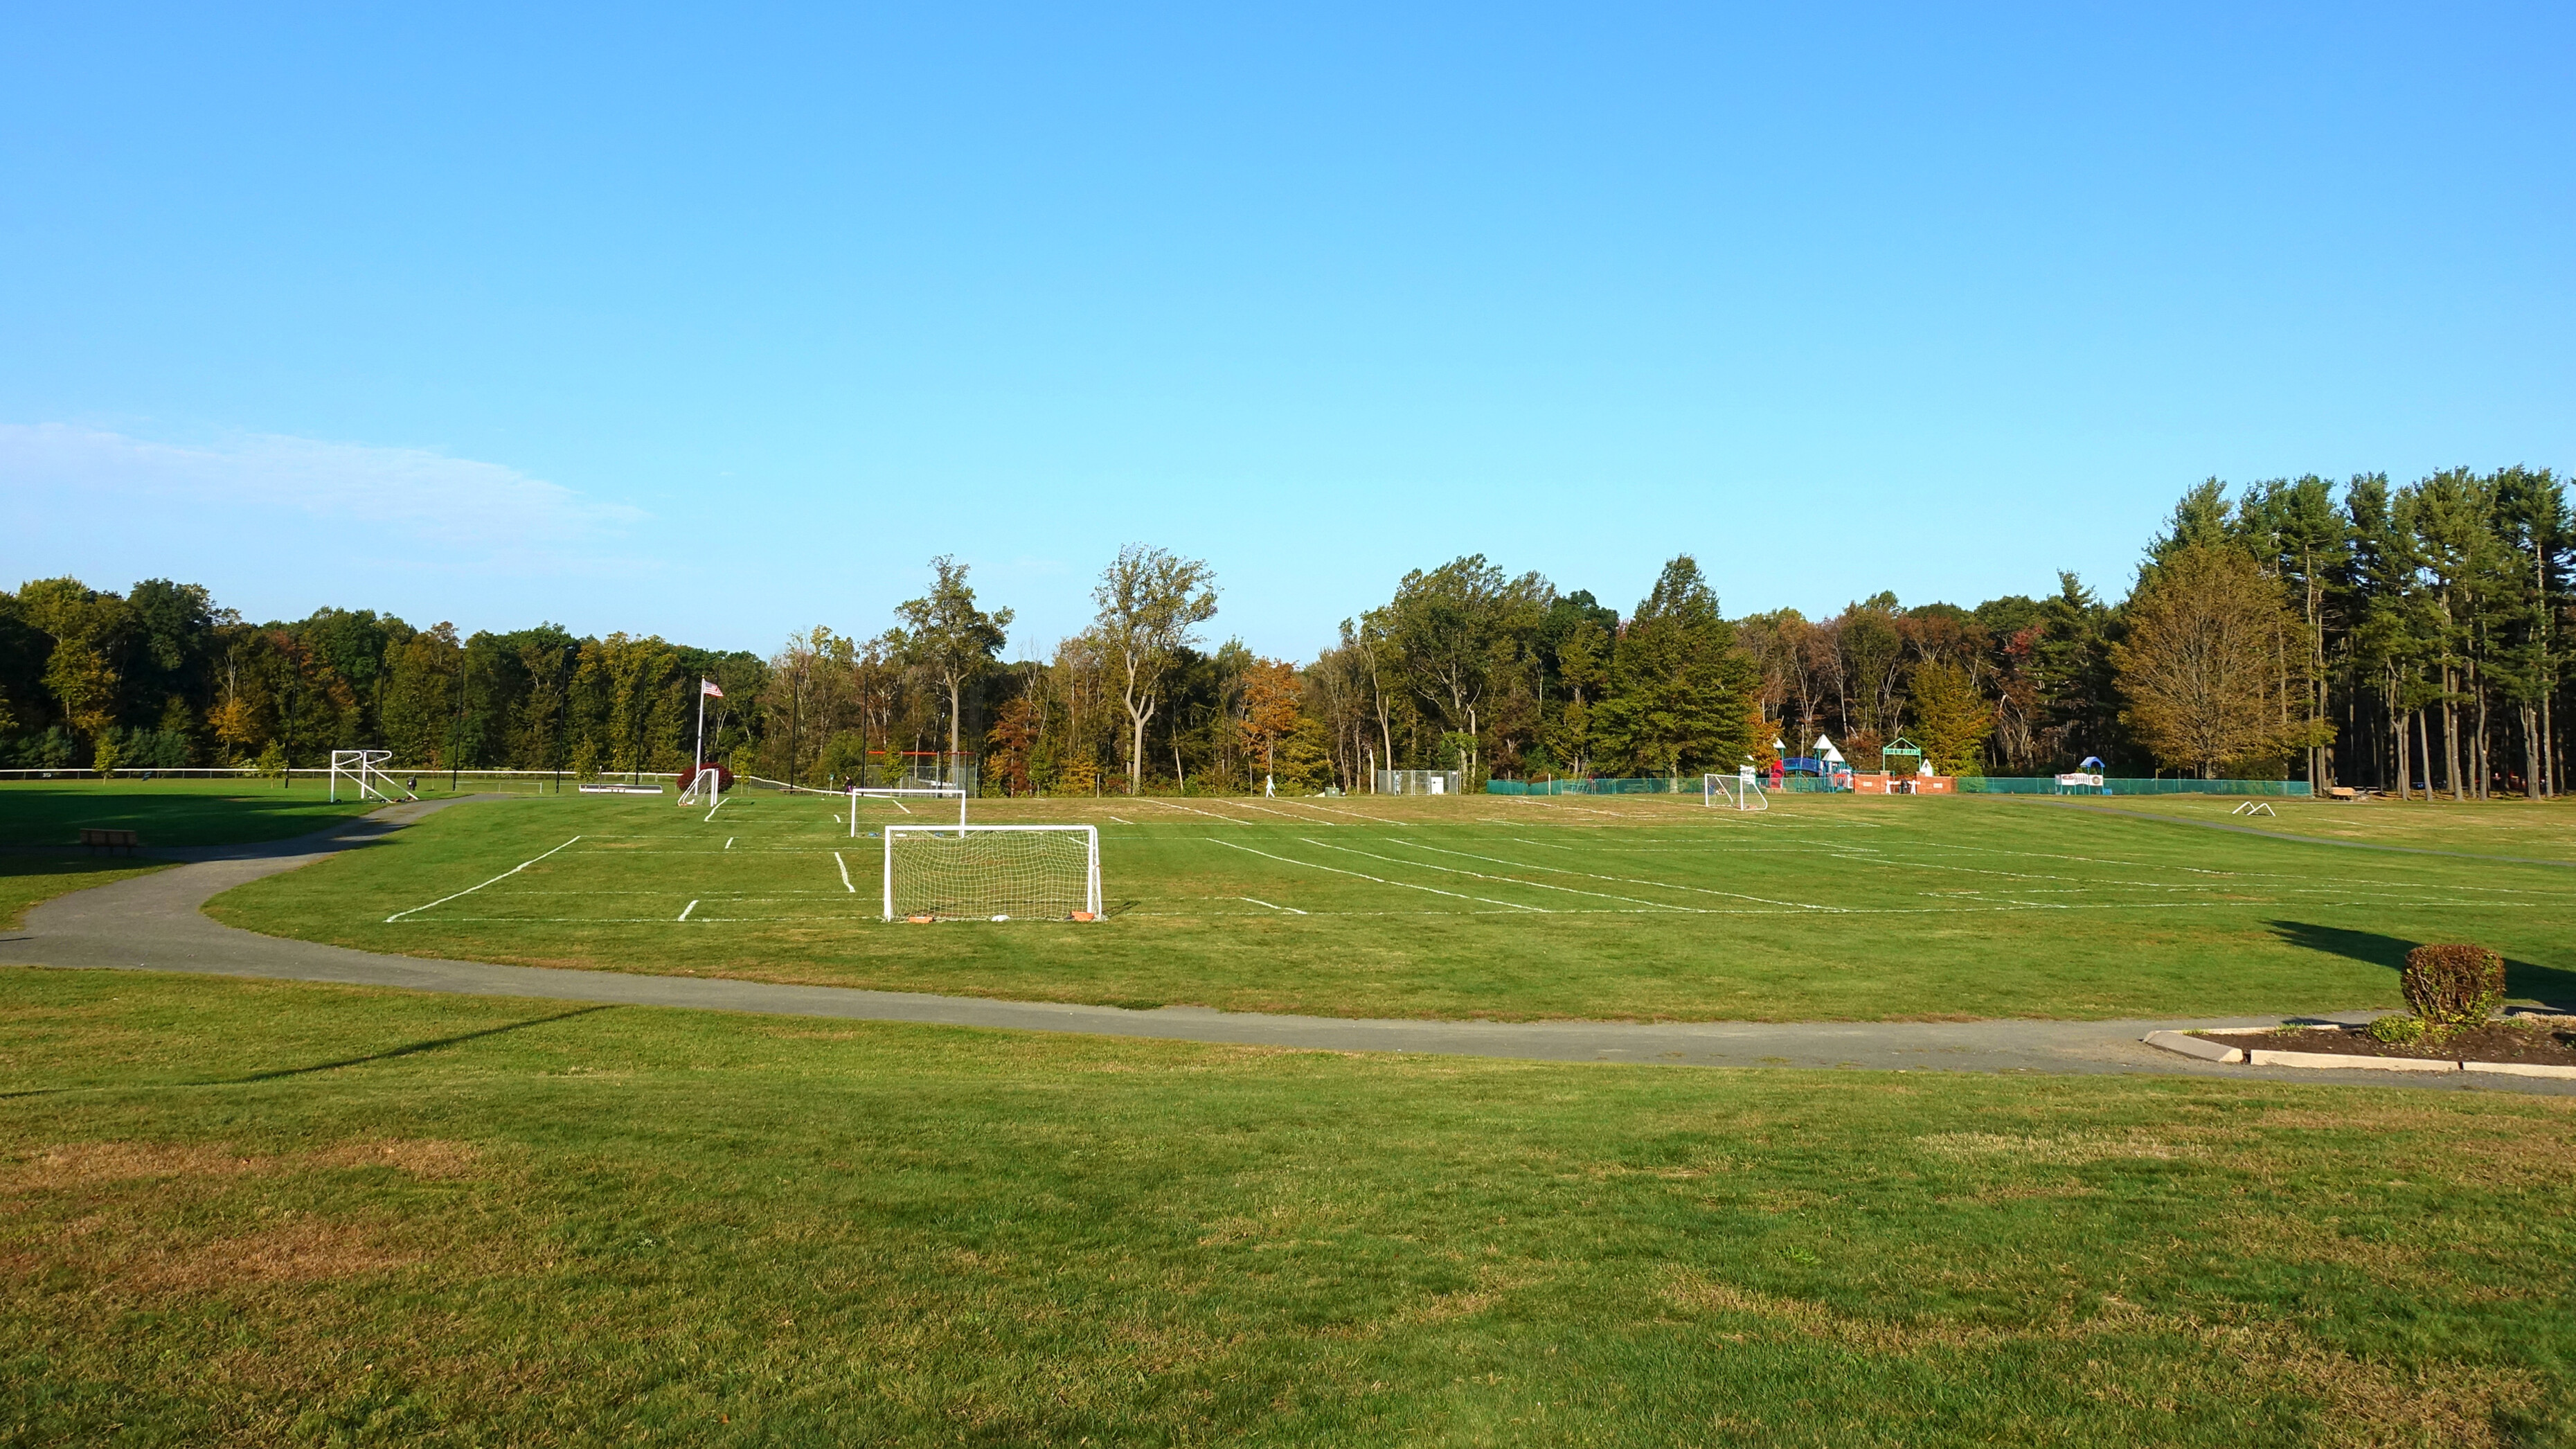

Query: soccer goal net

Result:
[1702,772,1770,811]
[679,767,725,806]
[1375,770,1463,796]
[883,824,1101,922]
[329,749,418,803]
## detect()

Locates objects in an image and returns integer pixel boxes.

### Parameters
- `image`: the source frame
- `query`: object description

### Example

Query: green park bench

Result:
[77,828,141,856]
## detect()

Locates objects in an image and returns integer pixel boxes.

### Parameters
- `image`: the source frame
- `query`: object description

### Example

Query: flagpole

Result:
[695,684,706,790]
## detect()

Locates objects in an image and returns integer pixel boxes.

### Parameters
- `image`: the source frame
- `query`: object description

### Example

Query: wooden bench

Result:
[77,828,140,855]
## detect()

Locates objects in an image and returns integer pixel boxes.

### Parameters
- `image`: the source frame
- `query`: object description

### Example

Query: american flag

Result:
[701,679,724,698]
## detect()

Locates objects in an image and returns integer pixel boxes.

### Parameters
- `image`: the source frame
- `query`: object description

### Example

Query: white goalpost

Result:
[1702,770,1769,811]
[329,749,418,803]
[679,767,724,808]
[882,824,1101,922]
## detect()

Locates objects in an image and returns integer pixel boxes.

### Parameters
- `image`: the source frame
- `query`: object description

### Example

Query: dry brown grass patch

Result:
[3,1141,275,1190]
[306,1139,480,1178]
[1663,1271,2543,1445]
[1914,1131,2196,1166]
[147,1218,420,1290]
[6,1137,483,1193]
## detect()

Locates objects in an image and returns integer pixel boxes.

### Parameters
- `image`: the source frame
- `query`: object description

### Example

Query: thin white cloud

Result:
[1,423,648,569]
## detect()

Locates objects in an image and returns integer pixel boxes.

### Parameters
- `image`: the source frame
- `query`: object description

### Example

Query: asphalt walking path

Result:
[3,799,2564,1094]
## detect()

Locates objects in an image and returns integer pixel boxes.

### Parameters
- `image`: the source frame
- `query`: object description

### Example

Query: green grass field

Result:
[0,779,395,849]
[2048,794,2576,862]
[205,788,2576,1022]
[4,967,2570,1447]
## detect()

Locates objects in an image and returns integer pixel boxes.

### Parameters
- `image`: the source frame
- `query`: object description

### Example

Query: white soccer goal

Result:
[883,824,1101,922]
[329,749,418,803]
[679,767,724,807]
[1702,771,1769,811]
[1375,769,1463,796]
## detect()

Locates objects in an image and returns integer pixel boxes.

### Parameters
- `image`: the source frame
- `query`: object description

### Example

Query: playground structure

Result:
[1852,736,1954,795]
[1764,734,1956,794]
[2053,757,2109,794]
[1773,735,1852,792]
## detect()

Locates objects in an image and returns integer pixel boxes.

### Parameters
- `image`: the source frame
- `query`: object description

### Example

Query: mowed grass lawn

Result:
[4,968,2571,1447]
[0,779,392,849]
[206,789,2576,1022]
[0,780,385,929]
[2052,794,2576,862]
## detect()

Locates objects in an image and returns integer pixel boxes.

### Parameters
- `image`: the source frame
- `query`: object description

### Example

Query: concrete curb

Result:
[2142,1024,2576,1080]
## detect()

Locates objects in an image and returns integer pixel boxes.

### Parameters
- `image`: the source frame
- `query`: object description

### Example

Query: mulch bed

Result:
[2198,1020,2576,1065]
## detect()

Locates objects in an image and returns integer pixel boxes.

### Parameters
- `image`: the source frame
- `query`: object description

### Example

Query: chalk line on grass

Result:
[1298,837,1691,912]
[678,900,699,921]
[1207,838,1546,911]
[384,835,584,922]
[1152,799,1252,825]
[1379,839,1834,912]
[1238,896,1309,915]
[1271,798,1415,827]
[834,851,855,893]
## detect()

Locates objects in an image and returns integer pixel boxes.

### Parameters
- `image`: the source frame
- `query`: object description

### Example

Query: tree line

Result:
[3,465,2564,797]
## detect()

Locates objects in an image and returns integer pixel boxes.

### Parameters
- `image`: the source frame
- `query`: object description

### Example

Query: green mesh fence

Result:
[1485,776,1697,796]
[1957,776,2313,797]
[1487,775,2314,797]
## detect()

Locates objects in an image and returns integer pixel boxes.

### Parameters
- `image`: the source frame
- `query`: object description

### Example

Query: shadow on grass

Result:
[0,784,388,850]
[0,853,163,883]
[0,1004,614,1098]
[2267,921,2576,1009]
[221,1004,617,1083]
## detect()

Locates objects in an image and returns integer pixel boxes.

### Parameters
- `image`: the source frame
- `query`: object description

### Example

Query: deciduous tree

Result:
[2113,544,2300,777]
[1092,545,1217,794]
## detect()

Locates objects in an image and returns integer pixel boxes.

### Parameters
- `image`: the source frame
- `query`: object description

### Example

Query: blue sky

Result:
[5,3,2570,660]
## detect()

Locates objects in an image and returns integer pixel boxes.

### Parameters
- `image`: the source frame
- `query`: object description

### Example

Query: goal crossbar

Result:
[882,824,1100,922]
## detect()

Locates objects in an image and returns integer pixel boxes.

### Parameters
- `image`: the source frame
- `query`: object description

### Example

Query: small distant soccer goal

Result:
[1702,770,1770,811]
[328,749,417,803]
[883,824,1101,922]
[678,766,732,806]
[1375,770,1463,796]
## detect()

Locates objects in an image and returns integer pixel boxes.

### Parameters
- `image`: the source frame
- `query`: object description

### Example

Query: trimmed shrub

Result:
[2401,944,2506,1033]
[2365,1014,2427,1046]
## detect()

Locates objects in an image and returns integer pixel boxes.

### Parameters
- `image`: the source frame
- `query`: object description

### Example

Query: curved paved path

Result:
[2,800,2563,1093]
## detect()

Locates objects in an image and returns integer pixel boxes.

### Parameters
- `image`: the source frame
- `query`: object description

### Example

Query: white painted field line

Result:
[1217,799,1325,821]
[1276,798,1413,827]
[1238,896,1308,914]
[1299,838,1692,912]
[1518,798,1624,817]
[726,837,735,850]
[419,894,2513,925]
[1208,838,1544,911]
[834,851,855,893]
[1107,815,1138,825]
[1153,799,1251,825]
[678,899,699,921]
[704,795,728,823]
[1397,839,1837,911]
[385,835,584,922]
